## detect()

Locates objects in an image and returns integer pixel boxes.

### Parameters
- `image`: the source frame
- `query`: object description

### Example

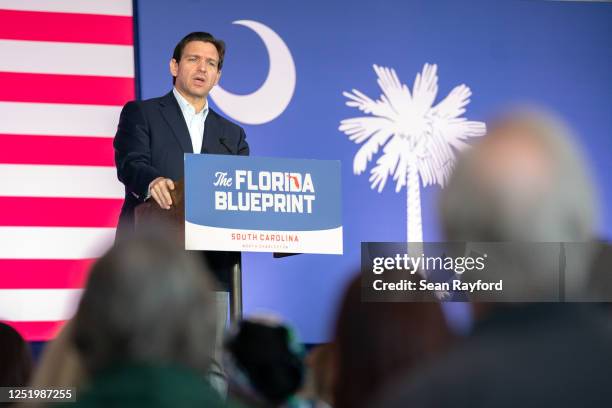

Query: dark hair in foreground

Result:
[172,31,226,84]
[0,323,32,386]
[72,234,217,376]
[332,275,453,408]
[225,319,304,405]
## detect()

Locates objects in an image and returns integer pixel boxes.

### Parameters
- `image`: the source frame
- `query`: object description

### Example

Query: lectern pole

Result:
[230,262,242,323]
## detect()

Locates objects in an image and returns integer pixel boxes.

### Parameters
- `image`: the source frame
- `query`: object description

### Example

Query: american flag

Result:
[0,0,135,341]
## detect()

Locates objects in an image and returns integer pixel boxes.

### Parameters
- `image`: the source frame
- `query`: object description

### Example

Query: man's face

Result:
[170,40,221,100]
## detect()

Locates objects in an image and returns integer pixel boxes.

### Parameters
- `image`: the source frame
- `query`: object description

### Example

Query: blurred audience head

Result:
[441,108,597,242]
[332,274,452,408]
[0,322,32,386]
[300,344,335,406]
[72,233,217,376]
[29,320,86,390]
[440,109,599,299]
[370,110,611,408]
[225,316,304,407]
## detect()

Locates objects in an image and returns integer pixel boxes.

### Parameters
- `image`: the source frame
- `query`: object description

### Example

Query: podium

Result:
[134,179,244,322]
[136,154,343,323]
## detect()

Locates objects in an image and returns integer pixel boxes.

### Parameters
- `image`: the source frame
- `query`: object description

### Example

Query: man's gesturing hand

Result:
[149,177,175,210]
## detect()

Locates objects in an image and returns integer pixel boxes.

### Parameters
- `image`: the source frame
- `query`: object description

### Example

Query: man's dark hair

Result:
[172,31,225,84]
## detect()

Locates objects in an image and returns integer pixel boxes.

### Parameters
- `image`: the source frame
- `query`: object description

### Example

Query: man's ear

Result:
[214,70,222,86]
[169,58,178,77]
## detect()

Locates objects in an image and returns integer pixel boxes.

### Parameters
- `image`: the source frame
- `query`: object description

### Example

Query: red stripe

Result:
[0,197,122,228]
[0,10,133,45]
[0,134,115,166]
[0,259,93,289]
[1,320,68,341]
[0,72,134,106]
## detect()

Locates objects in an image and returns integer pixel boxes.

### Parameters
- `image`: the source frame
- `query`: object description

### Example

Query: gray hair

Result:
[73,234,217,375]
[440,109,599,297]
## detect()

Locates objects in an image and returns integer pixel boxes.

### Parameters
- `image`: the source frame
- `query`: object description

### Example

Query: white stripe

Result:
[0,0,132,16]
[0,102,121,137]
[0,227,115,259]
[0,289,83,321]
[0,164,124,199]
[186,223,344,254]
[0,40,134,77]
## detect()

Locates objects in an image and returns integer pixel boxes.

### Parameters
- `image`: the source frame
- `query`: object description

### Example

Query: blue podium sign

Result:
[185,154,343,254]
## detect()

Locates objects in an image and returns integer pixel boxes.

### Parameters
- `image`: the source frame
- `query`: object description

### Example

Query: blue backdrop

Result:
[136,0,612,342]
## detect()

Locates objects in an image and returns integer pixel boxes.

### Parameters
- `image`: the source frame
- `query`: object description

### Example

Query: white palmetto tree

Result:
[339,63,486,243]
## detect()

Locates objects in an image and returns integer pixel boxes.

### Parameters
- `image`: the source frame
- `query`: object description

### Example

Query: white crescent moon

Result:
[209,20,296,125]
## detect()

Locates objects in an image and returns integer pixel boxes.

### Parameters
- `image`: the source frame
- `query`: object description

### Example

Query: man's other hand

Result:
[149,177,175,210]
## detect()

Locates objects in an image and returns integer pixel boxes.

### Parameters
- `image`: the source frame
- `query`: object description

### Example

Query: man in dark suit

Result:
[113,32,248,392]
[114,31,248,287]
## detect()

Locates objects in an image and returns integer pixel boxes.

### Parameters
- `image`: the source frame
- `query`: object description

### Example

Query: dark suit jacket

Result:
[113,91,249,288]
